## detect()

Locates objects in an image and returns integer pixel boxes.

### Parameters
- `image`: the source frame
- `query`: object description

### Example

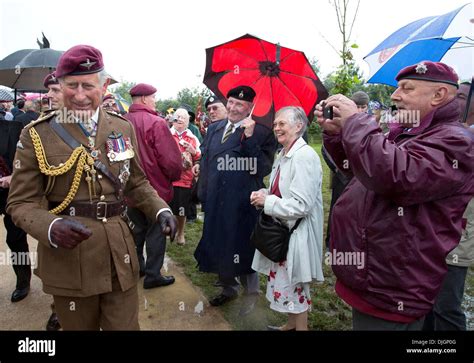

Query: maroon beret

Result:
[43,72,58,88]
[129,83,157,97]
[55,45,104,78]
[103,94,115,101]
[396,61,459,88]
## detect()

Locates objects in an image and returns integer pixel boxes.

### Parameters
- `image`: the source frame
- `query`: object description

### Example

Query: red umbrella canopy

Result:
[204,34,328,128]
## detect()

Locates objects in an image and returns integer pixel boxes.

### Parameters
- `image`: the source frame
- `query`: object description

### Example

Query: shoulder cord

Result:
[29,127,94,214]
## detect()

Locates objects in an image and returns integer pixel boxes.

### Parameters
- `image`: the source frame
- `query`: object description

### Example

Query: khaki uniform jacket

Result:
[7,109,168,297]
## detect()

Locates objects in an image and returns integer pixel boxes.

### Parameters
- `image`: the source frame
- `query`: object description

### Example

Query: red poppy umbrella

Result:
[203,34,328,128]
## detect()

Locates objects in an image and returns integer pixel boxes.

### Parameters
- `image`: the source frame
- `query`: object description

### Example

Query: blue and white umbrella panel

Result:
[364,4,473,86]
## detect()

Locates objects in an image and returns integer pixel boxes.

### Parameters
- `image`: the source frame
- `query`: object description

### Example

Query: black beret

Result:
[205,94,224,109]
[226,85,256,102]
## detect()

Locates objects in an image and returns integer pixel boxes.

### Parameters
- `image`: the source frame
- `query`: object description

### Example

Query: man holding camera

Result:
[316,61,473,330]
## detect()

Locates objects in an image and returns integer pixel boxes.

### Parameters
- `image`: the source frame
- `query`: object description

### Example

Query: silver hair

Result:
[98,70,109,86]
[275,106,308,137]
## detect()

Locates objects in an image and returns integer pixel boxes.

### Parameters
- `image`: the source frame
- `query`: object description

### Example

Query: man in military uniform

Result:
[7,45,177,330]
[205,94,227,123]
[41,71,64,331]
[44,72,62,111]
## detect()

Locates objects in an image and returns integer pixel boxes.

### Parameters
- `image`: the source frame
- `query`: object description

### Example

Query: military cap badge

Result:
[415,62,428,74]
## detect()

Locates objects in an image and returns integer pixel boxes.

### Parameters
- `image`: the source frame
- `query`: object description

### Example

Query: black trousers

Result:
[2,212,31,289]
[127,207,167,283]
[423,264,468,331]
[352,308,425,331]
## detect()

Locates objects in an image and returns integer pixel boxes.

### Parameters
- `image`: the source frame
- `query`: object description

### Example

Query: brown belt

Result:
[49,200,126,220]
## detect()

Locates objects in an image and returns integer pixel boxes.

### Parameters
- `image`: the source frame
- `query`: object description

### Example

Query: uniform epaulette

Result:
[24,111,55,129]
[105,110,128,122]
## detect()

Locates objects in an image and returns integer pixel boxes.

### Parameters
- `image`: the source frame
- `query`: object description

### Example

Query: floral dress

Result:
[266,260,312,314]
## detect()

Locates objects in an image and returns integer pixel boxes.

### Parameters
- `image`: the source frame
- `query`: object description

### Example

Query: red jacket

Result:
[125,104,181,203]
[170,127,201,188]
[324,98,473,319]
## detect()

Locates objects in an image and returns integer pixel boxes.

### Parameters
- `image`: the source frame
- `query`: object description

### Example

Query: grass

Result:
[166,142,473,330]
[167,142,352,330]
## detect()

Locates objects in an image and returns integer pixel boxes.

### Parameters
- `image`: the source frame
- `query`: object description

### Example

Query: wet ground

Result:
[0,218,231,330]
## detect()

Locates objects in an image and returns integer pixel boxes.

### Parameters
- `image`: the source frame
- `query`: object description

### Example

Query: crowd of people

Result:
[0,44,472,331]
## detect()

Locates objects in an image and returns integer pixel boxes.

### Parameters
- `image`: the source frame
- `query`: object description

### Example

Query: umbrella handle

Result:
[249,104,256,118]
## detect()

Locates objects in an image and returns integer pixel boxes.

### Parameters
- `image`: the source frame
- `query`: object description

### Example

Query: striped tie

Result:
[221,124,235,143]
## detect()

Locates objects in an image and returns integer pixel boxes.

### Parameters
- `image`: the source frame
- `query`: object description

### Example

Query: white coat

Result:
[252,137,324,285]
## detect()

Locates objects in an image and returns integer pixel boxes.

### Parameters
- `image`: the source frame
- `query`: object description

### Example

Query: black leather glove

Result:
[158,211,177,242]
[50,219,92,249]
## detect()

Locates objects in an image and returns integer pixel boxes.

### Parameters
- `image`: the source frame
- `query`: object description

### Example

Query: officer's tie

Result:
[221,124,235,144]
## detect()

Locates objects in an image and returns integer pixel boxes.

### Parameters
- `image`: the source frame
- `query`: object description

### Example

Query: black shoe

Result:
[267,325,295,331]
[209,293,237,307]
[213,280,223,287]
[11,286,29,303]
[46,313,61,331]
[143,275,175,289]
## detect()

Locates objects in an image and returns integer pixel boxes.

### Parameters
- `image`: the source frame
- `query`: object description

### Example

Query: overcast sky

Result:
[0,0,471,98]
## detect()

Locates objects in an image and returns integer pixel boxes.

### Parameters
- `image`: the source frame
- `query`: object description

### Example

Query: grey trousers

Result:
[127,207,167,283]
[352,308,425,331]
[423,264,468,331]
[220,272,259,297]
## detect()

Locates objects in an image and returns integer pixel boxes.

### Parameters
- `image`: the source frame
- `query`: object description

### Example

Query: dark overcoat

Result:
[194,119,276,278]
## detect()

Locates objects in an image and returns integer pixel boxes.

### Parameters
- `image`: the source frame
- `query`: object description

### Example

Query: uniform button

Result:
[98,174,103,179]
[100,195,105,201]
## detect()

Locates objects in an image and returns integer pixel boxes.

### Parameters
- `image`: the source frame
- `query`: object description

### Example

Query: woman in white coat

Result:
[250,106,324,331]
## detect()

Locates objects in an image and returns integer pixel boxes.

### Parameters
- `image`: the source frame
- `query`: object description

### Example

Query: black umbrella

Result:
[0,48,64,91]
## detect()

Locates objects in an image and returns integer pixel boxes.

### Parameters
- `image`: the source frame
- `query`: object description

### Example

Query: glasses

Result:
[207,105,220,112]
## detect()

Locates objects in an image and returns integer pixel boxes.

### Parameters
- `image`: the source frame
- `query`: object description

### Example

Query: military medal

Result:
[106,132,135,163]
[90,149,100,159]
[119,160,131,184]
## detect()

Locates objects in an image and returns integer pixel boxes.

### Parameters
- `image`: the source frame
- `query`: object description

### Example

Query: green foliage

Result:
[352,83,395,107]
[154,86,211,114]
[155,99,180,114]
[322,59,395,106]
[108,80,135,103]
[307,119,323,144]
[324,61,363,97]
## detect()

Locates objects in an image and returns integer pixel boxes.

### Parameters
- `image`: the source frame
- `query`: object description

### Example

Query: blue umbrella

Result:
[364,3,473,86]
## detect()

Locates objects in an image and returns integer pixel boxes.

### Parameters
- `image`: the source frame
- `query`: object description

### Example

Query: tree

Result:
[331,0,360,66]
[309,57,321,75]
[352,83,396,107]
[108,80,136,103]
[155,98,179,114]
[321,0,362,96]
[175,87,210,111]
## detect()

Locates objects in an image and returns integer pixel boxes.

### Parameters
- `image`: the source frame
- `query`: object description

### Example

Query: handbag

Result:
[250,211,302,263]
